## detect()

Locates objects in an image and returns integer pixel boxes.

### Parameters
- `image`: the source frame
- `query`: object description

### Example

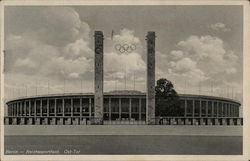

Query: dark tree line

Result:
[155,78,183,117]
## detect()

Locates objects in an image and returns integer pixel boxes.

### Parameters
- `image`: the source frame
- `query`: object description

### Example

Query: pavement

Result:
[4,125,243,136]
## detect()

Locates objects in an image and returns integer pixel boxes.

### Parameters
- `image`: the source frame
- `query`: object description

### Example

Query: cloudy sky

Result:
[4,5,243,101]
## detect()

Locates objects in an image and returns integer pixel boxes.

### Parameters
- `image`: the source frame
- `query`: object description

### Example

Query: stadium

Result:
[4,90,242,125]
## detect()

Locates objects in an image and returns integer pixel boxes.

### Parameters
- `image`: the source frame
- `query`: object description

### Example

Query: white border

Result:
[0,0,249,161]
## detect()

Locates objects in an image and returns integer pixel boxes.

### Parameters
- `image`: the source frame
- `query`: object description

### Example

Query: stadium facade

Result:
[4,31,243,125]
[4,90,242,125]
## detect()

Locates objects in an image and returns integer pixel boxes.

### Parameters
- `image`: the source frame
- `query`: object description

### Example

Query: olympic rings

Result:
[115,43,136,53]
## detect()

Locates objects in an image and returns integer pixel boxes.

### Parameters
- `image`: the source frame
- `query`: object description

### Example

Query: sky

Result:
[4,5,243,102]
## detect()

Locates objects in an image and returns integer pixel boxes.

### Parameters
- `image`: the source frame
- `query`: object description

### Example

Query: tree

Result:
[155,78,182,117]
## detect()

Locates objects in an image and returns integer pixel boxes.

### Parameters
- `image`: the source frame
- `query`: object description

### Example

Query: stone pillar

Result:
[236,105,238,117]
[20,117,25,125]
[225,103,227,117]
[211,101,214,117]
[146,32,156,125]
[185,118,191,125]
[129,98,132,120]
[19,102,22,116]
[62,99,65,117]
[12,118,17,125]
[217,102,219,117]
[207,118,212,125]
[54,99,57,116]
[170,118,176,125]
[232,105,236,117]
[233,105,236,117]
[71,98,73,116]
[9,104,12,116]
[231,104,233,117]
[18,103,20,116]
[10,104,12,116]
[12,103,16,116]
[222,118,227,125]
[47,99,49,116]
[184,100,187,117]
[139,98,142,120]
[24,101,26,116]
[192,100,195,117]
[27,118,33,125]
[19,102,21,116]
[229,118,234,125]
[13,104,15,116]
[66,118,71,125]
[119,98,121,120]
[17,102,19,116]
[192,118,198,125]
[237,106,239,117]
[9,104,11,116]
[108,98,111,121]
[80,98,82,117]
[199,100,202,117]
[177,118,184,125]
[237,118,241,125]
[94,31,104,124]
[59,118,64,125]
[72,118,78,125]
[35,118,40,125]
[29,100,31,116]
[221,102,224,117]
[206,101,208,117]
[40,99,42,116]
[200,118,205,125]
[5,118,10,125]
[14,104,16,116]
[50,118,56,125]
[225,103,228,117]
[215,118,220,125]
[89,98,92,117]
[34,100,36,117]
[80,118,86,125]
[43,118,48,125]
[229,104,231,117]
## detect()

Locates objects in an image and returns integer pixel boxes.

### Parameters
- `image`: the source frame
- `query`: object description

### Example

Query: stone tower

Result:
[94,31,104,124]
[146,32,156,124]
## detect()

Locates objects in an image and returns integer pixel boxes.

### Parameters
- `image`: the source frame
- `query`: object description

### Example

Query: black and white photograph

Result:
[1,0,249,160]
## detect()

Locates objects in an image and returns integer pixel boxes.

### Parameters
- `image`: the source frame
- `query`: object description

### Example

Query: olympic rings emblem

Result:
[115,44,136,53]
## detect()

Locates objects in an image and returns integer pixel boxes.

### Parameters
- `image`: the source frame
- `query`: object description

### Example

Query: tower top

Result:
[95,31,104,36]
[146,32,156,39]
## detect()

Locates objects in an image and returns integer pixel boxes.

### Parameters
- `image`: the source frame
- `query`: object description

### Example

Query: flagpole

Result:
[133,71,135,91]
[124,64,127,90]
[115,78,117,91]
[36,80,38,96]
[25,84,27,97]
[48,80,50,95]
[63,79,65,94]
[81,79,83,93]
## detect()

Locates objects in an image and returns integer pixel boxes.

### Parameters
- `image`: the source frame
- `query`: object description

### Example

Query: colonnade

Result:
[6,97,147,120]
[182,99,239,117]
[6,96,240,119]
